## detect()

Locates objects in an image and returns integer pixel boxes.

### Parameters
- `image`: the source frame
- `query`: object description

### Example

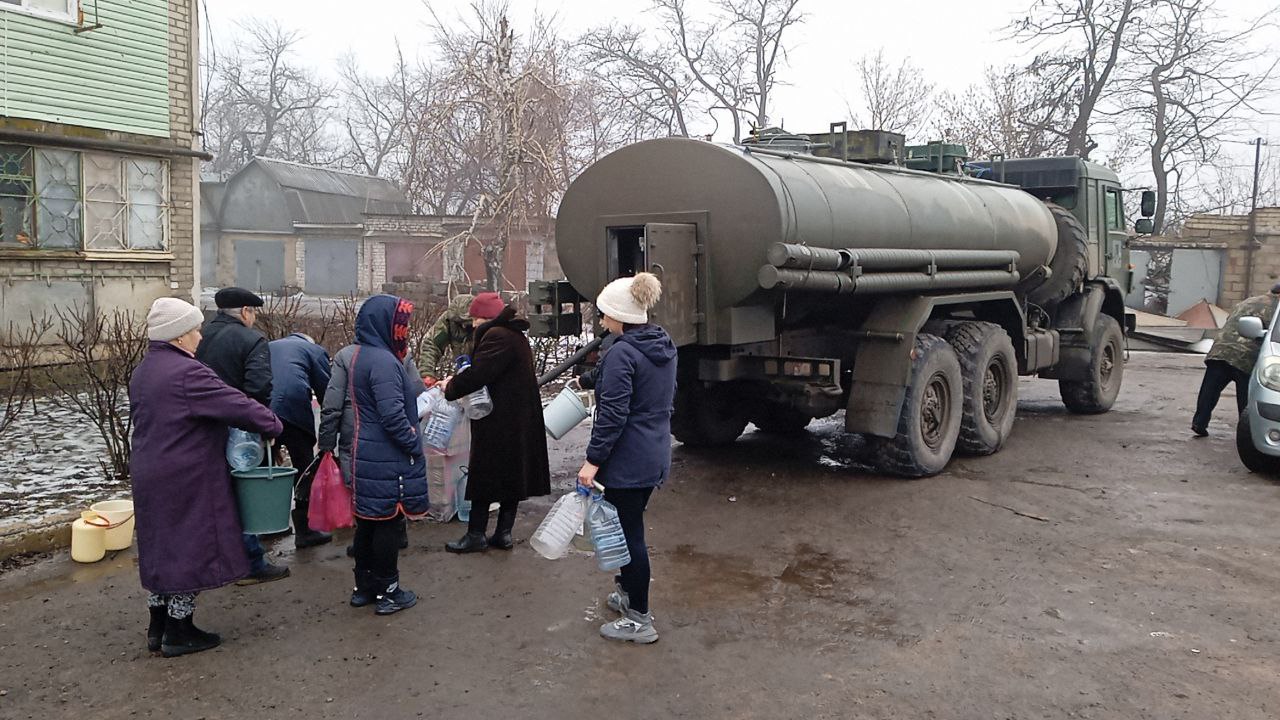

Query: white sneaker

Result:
[600,609,658,644]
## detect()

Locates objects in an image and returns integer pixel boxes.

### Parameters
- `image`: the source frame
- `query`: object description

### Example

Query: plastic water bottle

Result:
[455,356,494,420]
[455,465,471,523]
[587,495,631,572]
[529,488,590,560]
[226,429,263,471]
[421,386,463,452]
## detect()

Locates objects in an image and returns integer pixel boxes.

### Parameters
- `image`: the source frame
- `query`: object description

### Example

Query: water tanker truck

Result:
[531,127,1152,477]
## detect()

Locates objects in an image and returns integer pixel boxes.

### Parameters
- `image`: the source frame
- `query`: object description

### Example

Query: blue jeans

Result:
[242,533,267,574]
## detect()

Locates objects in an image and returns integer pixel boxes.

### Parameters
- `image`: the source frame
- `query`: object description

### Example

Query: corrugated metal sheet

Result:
[254,157,412,225]
[1,1,170,137]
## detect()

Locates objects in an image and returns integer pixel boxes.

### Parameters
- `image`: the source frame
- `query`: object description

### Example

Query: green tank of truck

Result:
[531,127,1152,477]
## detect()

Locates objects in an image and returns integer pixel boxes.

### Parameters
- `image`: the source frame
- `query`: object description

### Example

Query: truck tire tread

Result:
[869,334,963,478]
[1028,203,1089,308]
[1059,314,1124,414]
[944,321,1019,455]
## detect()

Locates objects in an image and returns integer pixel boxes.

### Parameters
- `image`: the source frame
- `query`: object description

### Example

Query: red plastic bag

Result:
[308,453,354,532]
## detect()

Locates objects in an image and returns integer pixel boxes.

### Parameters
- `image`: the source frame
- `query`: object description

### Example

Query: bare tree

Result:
[847,48,934,137]
[202,19,338,178]
[336,49,413,178]
[648,0,804,142]
[1012,0,1144,159]
[0,316,52,438]
[44,307,148,482]
[1124,0,1277,233]
[577,24,696,139]
[934,65,1073,159]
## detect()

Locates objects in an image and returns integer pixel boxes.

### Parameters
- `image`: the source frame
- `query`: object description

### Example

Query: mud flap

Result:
[845,297,934,438]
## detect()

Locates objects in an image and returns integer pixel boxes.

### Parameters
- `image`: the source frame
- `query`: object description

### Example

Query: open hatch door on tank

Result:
[644,223,699,347]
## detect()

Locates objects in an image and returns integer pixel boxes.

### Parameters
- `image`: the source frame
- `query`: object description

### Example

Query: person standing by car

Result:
[131,298,283,657]
[346,294,428,615]
[442,292,551,553]
[196,287,289,585]
[1192,283,1280,436]
[575,272,676,644]
[269,332,332,548]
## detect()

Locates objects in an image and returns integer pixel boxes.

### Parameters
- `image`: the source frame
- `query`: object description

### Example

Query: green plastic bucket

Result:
[232,464,297,535]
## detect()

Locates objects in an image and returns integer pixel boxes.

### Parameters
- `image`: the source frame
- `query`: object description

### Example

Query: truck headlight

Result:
[1259,357,1280,392]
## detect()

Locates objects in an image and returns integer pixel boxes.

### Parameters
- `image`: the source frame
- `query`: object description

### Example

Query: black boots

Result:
[147,606,166,652]
[160,614,221,658]
[350,569,376,608]
[374,575,417,615]
[488,506,517,550]
[445,531,489,554]
[293,508,333,549]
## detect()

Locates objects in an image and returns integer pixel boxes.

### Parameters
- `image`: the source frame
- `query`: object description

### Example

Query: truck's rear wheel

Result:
[870,334,963,477]
[945,321,1018,455]
[673,380,749,447]
[1059,314,1124,414]
[749,405,812,435]
[1027,203,1089,308]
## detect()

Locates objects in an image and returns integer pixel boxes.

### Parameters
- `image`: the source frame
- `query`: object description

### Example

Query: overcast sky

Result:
[203,0,1279,173]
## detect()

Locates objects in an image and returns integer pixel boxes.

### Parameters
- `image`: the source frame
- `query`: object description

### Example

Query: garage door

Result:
[304,239,358,296]
[235,240,285,294]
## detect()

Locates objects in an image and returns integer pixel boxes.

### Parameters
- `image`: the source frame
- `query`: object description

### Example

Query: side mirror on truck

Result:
[1239,316,1267,340]
[1134,218,1154,235]
[1140,190,1156,218]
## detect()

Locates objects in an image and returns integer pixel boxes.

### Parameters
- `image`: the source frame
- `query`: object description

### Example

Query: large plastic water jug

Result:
[455,465,471,522]
[70,511,108,563]
[226,429,263,470]
[455,356,493,420]
[421,387,464,451]
[587,496,631,571]
[529,488,590,560]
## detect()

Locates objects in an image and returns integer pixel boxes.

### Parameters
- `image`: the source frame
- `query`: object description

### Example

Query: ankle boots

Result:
[160,614,221,658]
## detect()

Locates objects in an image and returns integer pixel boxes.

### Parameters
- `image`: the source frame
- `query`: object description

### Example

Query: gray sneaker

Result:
[606,582,630,614]
[600,609,658,644]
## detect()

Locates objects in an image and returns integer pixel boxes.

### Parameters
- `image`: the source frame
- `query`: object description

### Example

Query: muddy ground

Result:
[1,351,1278,720]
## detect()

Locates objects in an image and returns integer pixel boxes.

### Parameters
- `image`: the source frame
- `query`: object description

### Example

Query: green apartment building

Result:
[0,0,202,332]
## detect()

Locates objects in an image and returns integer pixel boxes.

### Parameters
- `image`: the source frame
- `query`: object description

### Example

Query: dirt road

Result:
[2,351,1278,720]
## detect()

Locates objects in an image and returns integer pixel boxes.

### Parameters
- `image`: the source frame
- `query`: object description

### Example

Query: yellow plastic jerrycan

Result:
[71,511,109,563]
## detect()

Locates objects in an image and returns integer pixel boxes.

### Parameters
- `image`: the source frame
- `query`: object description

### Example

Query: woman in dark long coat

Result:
[346,294,429,615]
[443,292,551,553]
[130,297,282,658]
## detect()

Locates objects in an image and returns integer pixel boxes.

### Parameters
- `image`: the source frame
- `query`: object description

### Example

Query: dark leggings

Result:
[604,486,654,614]
[353,514,402,579]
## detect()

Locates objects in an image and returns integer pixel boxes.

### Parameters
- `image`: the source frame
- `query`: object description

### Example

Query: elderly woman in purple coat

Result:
[129,297,282,658]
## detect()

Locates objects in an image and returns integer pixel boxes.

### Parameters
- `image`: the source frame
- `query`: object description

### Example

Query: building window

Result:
[0,144,168,252]
[0,0,79,24]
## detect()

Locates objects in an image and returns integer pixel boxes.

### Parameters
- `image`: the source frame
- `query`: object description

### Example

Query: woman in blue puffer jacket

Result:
[577,272,676,645]
[347,294,428,615]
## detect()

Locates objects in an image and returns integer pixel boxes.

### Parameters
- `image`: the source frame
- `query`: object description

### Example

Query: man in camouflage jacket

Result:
[417,294,474,380]
[1192,284,1280,435]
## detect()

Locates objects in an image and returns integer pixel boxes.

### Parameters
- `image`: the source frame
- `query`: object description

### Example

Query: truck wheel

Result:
[672,380,749,447]
[750,405,812,435]
[1236,411,1280,475]
[1027,203,1089,308]
[1059,314,1124,414]
[870,334,963,477]
[945,321,1018,455]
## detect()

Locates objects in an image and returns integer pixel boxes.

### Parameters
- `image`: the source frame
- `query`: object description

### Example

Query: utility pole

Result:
[1245,137,1265,297]
[1252,137,1264,214]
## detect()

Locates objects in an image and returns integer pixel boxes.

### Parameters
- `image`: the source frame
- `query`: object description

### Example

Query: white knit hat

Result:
[146,297,205,342]
[595,272,662,325]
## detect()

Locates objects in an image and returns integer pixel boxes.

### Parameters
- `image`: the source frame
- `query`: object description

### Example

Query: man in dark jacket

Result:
[195,287,289,585]
[269,332,333,548]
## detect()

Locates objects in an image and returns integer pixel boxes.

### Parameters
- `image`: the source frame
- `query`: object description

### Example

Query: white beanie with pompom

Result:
[595,272,662,325]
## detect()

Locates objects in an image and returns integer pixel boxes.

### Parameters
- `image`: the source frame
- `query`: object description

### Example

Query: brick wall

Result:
[364,213,556,290]
[1191,209,1280,308]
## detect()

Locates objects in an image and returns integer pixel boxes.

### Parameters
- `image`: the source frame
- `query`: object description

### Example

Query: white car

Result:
[1236,313,1280,474]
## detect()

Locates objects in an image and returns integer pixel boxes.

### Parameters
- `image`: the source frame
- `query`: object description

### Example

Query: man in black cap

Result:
[197,287,290,584]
